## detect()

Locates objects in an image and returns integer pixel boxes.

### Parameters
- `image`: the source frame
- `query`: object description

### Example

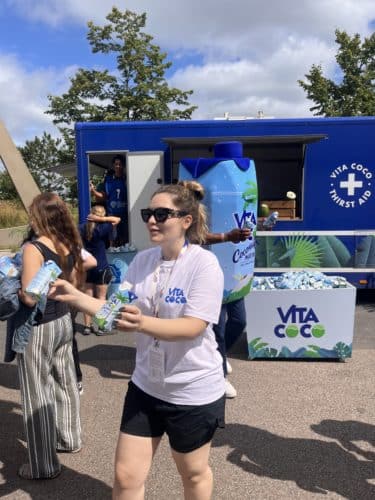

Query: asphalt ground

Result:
[0,290,374,499]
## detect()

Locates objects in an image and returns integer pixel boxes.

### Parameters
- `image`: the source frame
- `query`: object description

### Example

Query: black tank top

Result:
[31,241,75,324]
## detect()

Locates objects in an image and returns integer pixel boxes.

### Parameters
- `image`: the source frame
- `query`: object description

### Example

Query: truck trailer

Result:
[75,116,375,288]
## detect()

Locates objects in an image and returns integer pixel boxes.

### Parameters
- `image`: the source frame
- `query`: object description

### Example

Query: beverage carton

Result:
[93,284,137,332]
[25,260,62,300]
[0,256,21,279]
[179,141,258,303]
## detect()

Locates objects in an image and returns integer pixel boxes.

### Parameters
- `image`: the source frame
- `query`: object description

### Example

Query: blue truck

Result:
[75,116,375,288]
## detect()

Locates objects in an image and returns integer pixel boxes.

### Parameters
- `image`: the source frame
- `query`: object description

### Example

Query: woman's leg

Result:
[212,304,228,377]
[70,308,82,383]
[96,283,109,301]
[171,442,213,500]
[224,298,247,351]
[53,314,81,452]
[17,322,61,478]
[83,283,94,327]
[113,432,161,500]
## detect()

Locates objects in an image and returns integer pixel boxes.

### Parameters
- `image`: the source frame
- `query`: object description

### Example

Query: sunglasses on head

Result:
[140,207,189,223]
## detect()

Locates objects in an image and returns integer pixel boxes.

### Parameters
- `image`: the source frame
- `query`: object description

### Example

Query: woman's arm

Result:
[205,227,251,244]
[115,307,207,341]
[51,280,206,340]
[81,248,97,270]
[87,214,121,226]
[49,279,106,315]
[19,243,44,307]
[89,182,106,202]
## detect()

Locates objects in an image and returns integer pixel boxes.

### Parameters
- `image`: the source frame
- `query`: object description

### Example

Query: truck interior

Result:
[164,135,326,220]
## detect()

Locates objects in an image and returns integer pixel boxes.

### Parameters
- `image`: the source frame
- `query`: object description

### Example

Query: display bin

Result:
[245,284,356,359]
[106,251,137,297]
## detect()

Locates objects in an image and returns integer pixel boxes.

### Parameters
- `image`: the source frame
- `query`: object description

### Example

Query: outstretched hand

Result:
[48,278,80,303]
[226,228,251,243]
[114,304,144,332]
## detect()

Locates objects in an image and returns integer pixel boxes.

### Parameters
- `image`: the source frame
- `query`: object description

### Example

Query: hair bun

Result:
[178,180,205,201]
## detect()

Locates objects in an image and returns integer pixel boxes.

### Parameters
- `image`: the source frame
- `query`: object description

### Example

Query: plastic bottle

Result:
[263,211,279,228]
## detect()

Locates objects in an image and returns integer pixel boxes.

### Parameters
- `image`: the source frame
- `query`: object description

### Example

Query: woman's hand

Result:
[48,278,81,303]
[226,228,251,243]
[114,304,144,332]
[87,213,101,222]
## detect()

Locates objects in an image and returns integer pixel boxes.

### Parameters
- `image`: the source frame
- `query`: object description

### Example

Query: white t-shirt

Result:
[125,244,225,405]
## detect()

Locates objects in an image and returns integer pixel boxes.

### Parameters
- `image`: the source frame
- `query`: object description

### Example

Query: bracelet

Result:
[221,232,226,242]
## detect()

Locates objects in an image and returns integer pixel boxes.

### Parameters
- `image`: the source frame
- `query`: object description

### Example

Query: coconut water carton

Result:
[93,281,138,332]
[179,141,258,303]
[25,260,62,300]
[0,255,21,279]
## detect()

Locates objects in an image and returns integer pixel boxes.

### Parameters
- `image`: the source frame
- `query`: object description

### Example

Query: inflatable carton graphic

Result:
[179,141,257,303]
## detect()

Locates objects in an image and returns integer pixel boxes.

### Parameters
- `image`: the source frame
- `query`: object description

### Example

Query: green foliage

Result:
[247,337,353,359]
[46,7,197,151]
[18,132,71,199]
[299,29,375,116]
[0,201,28,228]
[0,171,20,201]
[254,234,356,268]
[334,342,352,358]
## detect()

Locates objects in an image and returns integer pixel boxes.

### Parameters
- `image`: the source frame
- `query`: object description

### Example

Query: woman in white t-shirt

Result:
[49,181,225,500]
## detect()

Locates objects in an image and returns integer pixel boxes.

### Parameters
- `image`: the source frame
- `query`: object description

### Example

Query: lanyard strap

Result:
[151,240,189,320]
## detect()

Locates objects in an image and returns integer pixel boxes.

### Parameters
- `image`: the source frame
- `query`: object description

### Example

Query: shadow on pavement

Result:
[311,419,375,461]
[356,289,375,312]
[0,399,112,499]
[0,362,19,390]
[78,344,136,379]
[213,422,375,499]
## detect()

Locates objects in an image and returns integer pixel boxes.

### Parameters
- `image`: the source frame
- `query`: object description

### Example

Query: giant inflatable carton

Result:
[179,141,258,303]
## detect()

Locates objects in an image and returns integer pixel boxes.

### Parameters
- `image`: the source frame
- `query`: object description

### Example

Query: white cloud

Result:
[170,36,337,119]
[0,53,75,144]
[1,0,374,142]
[7,0,374,49]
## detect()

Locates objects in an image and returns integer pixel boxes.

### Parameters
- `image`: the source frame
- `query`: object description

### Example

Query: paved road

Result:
[0,291,374,499]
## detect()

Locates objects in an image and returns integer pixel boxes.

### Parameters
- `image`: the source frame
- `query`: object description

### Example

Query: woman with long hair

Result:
[50,181,225,499]
[17,192,84,480]
[79,204,120,335]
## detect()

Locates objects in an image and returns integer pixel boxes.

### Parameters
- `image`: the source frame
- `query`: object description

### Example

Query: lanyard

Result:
[150,240,189,322]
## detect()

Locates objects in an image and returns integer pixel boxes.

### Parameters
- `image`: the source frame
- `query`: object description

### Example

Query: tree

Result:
[299,29,375,116]
[0,170,19,200]
[18,132,72,198]
[47,7,197,153]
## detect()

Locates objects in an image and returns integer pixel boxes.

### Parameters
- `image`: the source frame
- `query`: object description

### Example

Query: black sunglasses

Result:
[140,207,189,223]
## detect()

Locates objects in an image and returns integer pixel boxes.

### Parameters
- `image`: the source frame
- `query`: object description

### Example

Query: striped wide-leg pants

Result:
[17,313,81,478]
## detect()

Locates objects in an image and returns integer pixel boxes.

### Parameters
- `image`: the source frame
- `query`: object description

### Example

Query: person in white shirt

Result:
[49,180,225,500]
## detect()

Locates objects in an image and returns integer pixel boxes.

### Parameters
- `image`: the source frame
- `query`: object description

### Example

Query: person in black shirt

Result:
[17,193,84,479]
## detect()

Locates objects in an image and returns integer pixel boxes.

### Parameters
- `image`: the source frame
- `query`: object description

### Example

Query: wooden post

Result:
[0,121,40,211]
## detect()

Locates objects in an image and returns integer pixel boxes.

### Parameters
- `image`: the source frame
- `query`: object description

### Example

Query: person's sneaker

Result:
[226,360,233,374]
[225,379,237,399]
[57,446,82,454]
[82,326,91,336]
[77,382,83,395]
[95,329,106,336]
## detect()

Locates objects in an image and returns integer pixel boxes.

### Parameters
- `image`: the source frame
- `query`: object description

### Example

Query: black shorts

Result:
[86,266,113,285]
[120,381,225,453]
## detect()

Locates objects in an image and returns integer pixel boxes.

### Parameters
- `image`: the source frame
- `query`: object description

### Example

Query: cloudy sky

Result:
[0,0,374,145]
